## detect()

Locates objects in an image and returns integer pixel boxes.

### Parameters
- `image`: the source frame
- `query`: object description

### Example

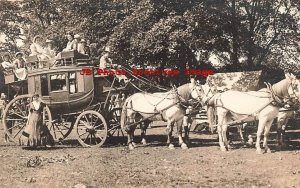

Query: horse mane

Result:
[272,78,290,98]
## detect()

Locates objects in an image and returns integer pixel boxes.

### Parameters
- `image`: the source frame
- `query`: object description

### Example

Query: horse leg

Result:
[217,109,227,151]
[239,123,247,146]
[126,116,135,150]
[263,120,273,153]
[166,121,175,149]
[277,117,287,150]
[256,118,268,154]
[141,120,151,145]
[182,115,190,146]
[177,119,188,149]
[222,124,230,150]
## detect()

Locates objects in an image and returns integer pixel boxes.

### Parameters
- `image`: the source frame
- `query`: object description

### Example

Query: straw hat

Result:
[80,39,86,43]
[32,35,42,43]
[46,39,53,43]
[104,46,111,52]
[15,52,24,57]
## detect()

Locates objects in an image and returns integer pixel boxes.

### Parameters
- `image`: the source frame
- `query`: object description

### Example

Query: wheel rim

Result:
[75,111,107,147]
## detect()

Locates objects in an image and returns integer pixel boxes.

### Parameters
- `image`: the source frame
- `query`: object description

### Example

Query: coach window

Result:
[50,73,67,91]
[41,74,49,96]
[69,72,78,94]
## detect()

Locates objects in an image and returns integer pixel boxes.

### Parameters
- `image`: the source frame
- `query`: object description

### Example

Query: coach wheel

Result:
[74,110,108,147]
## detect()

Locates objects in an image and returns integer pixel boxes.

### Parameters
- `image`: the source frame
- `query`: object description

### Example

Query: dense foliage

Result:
[0,0,299,73]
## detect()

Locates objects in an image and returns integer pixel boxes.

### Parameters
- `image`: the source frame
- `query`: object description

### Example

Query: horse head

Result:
[286,73,300,104]
[190,82,214,106]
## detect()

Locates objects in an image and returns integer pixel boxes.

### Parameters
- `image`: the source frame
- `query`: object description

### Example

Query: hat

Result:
[2,53,10,59]
[104,46,111,52]
[32,35,42,43]
[80,39,86,43]
[74,34,81,39]
[46,39,53,43]
[15,52,24,57]
[1,93,6,99]
[32,93,40,98]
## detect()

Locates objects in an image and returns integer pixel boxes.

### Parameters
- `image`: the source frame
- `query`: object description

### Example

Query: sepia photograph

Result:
[0,0,299,187]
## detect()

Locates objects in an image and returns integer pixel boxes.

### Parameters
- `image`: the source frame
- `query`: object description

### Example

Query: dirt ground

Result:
[0,122,299,188]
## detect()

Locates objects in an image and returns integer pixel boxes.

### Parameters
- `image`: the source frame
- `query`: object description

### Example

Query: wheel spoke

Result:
[94,123,104,129]
[83,133,90,143]
[13,125,25,139]
[84,115,91,127]
[79,131,88,137]
[53,124,67,137]
[92,134,100,145]
[7,122,25,131]
[6,118,24,121]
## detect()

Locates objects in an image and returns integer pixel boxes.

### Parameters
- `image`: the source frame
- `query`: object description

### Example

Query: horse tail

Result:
[120,96,131,129]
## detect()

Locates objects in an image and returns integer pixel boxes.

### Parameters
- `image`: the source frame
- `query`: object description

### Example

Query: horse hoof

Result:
[220,147,227,152]
[265,148,272,153]
[132,142,137,147]
[181,143,188,149]
[256,149,264,154]
[129,144,135,150]
[168,144,175,150]
[141,139,147,145]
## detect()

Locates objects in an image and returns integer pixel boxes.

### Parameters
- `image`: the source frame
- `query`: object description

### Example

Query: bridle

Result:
[288,80,300,103]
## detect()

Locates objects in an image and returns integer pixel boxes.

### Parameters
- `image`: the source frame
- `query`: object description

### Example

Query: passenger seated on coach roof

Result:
[99,46,112,69]
[1,53,15,71]
[62,32,77,52]
[44,39,57,58]
[78,39,90,56]
[13,52,27,81]
[30,35,50,61]
[13,52,26,69]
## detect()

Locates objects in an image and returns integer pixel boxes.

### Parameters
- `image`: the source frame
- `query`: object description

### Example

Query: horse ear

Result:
[290,73,296,79]
[285,73,292,82]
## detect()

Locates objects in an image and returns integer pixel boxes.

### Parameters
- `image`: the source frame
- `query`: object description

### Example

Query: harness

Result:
[209,80,300,128]
[124,83,204,127]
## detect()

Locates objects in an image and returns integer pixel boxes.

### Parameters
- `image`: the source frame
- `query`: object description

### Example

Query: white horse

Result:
[207,73,300,154]
[120,81,206,150]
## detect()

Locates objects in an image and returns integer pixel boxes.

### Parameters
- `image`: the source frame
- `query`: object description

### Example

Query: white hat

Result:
[1,93,6,99]
[80,39,86,43]
[15,52,24,57]
[104,46,111,52]
[74,34,81,39]
[46,39,53,43]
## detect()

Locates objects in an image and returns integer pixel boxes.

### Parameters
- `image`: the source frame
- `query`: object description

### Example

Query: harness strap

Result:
[265,82,285,107]
[124,101,179,128]
[210,99,274,128]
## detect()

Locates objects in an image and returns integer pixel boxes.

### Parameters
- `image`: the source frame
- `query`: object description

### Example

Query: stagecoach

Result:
[2,50,127,147]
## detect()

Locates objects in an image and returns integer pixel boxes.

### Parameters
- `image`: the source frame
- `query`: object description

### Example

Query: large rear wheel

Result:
[2,94,52,144]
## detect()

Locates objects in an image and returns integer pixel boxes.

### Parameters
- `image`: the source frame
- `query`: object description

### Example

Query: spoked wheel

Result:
[106,108,125,143]
[2,94,52,144]
[74,110,108,147]
[50,115,75,141]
